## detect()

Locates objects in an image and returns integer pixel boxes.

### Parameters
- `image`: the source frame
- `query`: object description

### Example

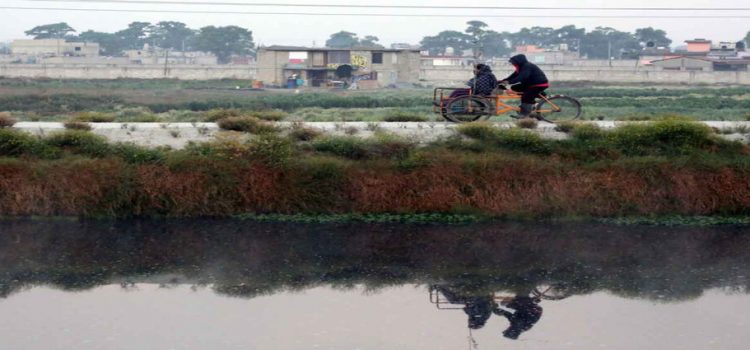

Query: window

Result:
[372,52,383,64]
[327,51,350,64]
[75,47,81,51]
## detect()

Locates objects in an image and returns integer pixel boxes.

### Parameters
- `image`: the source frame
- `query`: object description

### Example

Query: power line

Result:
[5,5,750,18]
[17,0,750,11]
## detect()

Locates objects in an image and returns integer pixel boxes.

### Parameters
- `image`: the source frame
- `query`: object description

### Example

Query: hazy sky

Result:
[1,0,748,47]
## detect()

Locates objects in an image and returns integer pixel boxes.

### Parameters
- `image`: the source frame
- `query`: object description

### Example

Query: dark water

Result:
[1,220,749,350]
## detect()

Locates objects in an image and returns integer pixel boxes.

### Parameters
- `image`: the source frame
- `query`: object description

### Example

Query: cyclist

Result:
[499,54,550,119]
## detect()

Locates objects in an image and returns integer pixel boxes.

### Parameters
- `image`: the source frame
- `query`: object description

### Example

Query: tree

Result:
[509,27,556,47]
[148,21,196,50]
[635,27,672,47]
[25,23,76,39]
[194,26,254,64]
[359,35,384,48]
[743,31,750,47]
[76,31,123,56]
[326,31,360,48]
[552,25,586,51]
[115,22,152,50]
[465,21,489,41]
[479,30,511,58]
[420,31,473,56]
[580,27,640,59]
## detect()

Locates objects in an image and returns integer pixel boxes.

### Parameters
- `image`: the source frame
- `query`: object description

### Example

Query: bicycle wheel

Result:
[535,95,581,122]
[444,96,492,123]
[531,283,572,301]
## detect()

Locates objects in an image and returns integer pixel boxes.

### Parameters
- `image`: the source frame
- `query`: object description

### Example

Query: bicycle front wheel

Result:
[535,95,581,122]
[444,96,492,123]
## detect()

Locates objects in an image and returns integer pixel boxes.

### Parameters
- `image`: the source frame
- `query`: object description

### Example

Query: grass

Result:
[217,116,278,134]
[2,118,750,218]
[0,112,16,128]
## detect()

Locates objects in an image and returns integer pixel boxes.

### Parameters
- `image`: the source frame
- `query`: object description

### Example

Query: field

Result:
[1,78,749,122]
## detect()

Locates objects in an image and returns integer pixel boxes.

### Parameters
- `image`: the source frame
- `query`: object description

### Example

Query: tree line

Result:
[24,22,254,64]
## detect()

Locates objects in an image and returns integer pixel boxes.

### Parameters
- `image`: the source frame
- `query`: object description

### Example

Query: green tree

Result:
[194,26,254,64]
[76,31,123,56]
[115,22,152,50]
[509,27,556,47]
[552,25,586,51]
[465,21,489,41]
[581,27,640,59]
[148,21,196,50]
[25,23,76,39]
[743,31,750,47]
[479,30,511,58]
[635,27,672,47]
[359,35,384,48]
[420,31,473,56]
[326,31,360,48]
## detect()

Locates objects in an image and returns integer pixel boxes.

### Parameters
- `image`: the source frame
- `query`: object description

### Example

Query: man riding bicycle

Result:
[499,54,550,119]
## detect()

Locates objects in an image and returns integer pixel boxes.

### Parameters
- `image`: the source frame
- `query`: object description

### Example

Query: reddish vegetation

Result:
[1,155,749,218]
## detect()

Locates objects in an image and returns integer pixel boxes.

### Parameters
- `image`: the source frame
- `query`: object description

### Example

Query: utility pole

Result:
[163,48,169,77]
[608,41,612,67]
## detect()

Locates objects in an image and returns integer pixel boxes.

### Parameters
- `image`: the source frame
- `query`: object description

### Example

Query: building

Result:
[685,39,712,54]
[651,56,749,72]
[420,55,468,67]
[256,46,421,88]
[11,39,99,57]
[124,45,218,65]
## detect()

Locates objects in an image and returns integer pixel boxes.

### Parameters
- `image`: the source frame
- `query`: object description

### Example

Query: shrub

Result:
[312,136,370,159]
[114,107,159,122]
[217,116,278,134]
[45,130,111,157]
[204,108,243,122]
[383,110,428,122]
[493,128,551,154]
[571,123,604,141]
[515,118,538,129]
[70,111,116,123]
[111,143,166,164]
[368,133,415,159]
[248,133,295,167]
[554,120,580,133]
[288,123,322,141]
[0,112,17,128]
[456,122,497,141]
[246,109,288,121]
[609,119,714,156]
[0,129,39,156]
[64,121,92,131]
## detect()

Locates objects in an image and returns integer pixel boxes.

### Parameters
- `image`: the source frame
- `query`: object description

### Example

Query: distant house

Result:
[256,46,421,88]
[124,45,218,65]
[651,56,749,72]
[420,55,467,67]
[685,39,712,54]
[11,39,99,57]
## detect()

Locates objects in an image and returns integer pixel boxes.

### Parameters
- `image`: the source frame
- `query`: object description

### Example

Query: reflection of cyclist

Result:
[432,285,495,329]
[499,54,549,119]
[494,295,543,339]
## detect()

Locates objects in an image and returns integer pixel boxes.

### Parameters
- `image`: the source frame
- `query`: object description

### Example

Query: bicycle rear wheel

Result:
[531,283,572,300]
[535,95,581,122]
[444,96,492,123]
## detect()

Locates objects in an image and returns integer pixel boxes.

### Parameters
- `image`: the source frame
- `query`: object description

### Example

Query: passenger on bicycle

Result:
[493,295,543,340]
[448,63,498,99]
[499,54,550,119]
[432,285,496,329]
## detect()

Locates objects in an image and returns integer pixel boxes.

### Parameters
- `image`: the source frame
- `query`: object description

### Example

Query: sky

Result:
[0,0,748,47]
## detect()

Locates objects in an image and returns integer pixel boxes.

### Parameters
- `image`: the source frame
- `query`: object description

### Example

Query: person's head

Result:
[468,316,488,330]
[509,54,528,67]
[474,63,490,75]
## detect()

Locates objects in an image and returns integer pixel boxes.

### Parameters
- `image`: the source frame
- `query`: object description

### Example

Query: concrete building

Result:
[257,46,421,88]
[685,39,712,54]
[125,46,218,65]
[11,39,99,57]
[651,57,714,71]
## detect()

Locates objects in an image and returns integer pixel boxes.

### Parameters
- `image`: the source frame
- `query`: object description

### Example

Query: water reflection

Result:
[1,220,750,347]
[1,220,748,302]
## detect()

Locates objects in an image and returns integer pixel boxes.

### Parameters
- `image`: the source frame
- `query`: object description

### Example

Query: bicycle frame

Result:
[433,87,562,117]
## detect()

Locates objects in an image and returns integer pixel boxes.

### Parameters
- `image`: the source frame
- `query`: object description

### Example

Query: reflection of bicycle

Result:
[429,283,571,309]
[432,86,582,124]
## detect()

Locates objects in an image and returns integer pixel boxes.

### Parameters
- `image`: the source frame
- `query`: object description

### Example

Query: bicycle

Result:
[428,283,571,310]
[432,85,582,124]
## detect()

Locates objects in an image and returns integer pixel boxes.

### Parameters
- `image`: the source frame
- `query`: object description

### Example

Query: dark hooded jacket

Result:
[467,64,498,96]
[503,54,548,87]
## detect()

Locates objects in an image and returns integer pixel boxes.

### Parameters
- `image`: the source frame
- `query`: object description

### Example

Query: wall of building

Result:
[11,39,99,57]
[420,66,750,85]
[0,64,256,80]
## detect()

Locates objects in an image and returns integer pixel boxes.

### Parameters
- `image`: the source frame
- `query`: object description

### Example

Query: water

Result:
[1,220,749,350]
